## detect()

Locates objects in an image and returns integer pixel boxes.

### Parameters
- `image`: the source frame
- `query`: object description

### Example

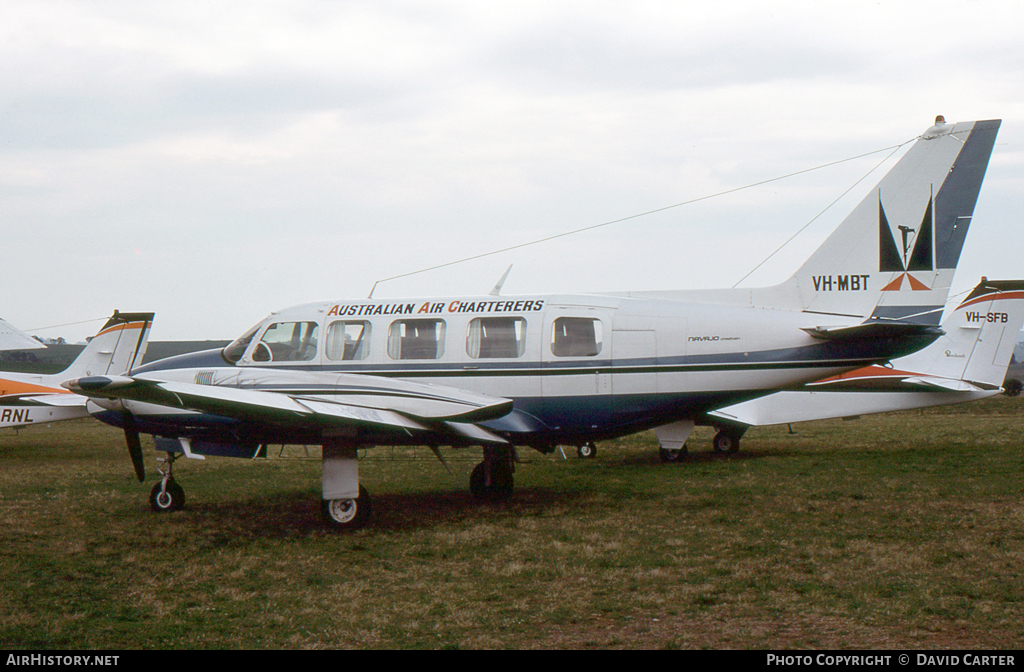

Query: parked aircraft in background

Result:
[0,312,153,430]
[0,317,45,352]
[701,278,1024,445]
[66,118,1001,529]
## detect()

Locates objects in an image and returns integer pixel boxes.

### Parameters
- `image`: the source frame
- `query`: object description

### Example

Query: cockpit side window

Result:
[222,323,262,364]
[251,321,320,362]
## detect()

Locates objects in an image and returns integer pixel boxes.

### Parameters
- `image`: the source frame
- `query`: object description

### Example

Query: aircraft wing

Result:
[64,369,513,444]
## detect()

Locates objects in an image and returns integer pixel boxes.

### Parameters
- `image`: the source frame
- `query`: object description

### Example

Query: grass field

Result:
[1,397,1022,649]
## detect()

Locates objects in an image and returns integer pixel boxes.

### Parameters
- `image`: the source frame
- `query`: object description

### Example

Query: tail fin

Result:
[898,280,1024,388]
[0,317,45,351]
[52,311,154,383]
[789,118,1001,322]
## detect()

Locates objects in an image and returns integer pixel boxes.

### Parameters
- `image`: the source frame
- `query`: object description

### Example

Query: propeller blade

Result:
[121,410,145,482]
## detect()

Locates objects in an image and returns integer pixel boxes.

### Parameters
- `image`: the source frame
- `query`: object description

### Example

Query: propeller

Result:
[121,409,146,482]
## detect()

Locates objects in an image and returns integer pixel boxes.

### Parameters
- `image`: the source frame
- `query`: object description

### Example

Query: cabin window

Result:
[251,321,319,362]
[467,317,526,359]
[551,317,603,357]
[325,321,372,361]
[387,319,446,360]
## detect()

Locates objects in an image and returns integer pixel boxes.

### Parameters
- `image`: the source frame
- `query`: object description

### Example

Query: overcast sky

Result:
[3,1,1023,342]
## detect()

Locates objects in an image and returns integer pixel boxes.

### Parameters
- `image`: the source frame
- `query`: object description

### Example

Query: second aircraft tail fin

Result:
[55,311,155,383]
[898,280,1024,389]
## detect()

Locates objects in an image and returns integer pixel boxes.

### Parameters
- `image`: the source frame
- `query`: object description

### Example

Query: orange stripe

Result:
[958,290,1024,310]
[0,379,67,396]
[812,365,917,385]
[94,321,149,338]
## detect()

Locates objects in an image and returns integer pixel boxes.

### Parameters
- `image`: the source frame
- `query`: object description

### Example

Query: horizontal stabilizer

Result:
[899,377,982,392]
[802,322,944,341]
[1,393,89,407]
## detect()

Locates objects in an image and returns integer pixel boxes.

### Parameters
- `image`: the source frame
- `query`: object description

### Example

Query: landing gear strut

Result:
[321,443,370,530]
[470,446,515,500]
[150,452,185,512]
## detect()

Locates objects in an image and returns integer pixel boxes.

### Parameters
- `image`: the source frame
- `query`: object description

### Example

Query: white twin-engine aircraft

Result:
[66,118,1002,529]
[0,312,153,429]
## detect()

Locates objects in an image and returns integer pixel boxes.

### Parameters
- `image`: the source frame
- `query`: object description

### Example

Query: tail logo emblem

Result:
[879,195,933,291]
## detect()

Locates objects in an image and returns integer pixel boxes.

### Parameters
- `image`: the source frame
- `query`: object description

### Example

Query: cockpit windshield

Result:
[221,322,262,364]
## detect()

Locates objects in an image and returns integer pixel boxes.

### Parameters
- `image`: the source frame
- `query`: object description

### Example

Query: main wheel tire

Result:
[577,443,597,459]
[712,430,740,454]
[470,461,514,501]
[321,484,372,530]
[149,479,185,513]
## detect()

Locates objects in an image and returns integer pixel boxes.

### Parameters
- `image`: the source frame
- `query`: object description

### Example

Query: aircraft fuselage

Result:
[114,292,938,450]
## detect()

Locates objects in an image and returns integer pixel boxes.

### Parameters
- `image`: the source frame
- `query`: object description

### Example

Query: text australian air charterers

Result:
[326,299,546,317]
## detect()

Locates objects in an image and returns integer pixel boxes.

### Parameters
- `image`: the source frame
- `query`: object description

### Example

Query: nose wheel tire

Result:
[149,479,185,512]
[321,484,372,530]
[576,443,597,459]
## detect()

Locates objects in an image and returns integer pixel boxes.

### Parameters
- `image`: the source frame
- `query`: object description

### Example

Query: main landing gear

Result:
[321,443,371,531]
[321,484,372,530]
[652,420,746,462]
[470,446,515,500]
[712,427,744,454]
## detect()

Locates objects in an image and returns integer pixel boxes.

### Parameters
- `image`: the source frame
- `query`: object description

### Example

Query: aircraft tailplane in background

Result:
[0,311,154,430]
[0,317,45,351]
[709,279,1024,427]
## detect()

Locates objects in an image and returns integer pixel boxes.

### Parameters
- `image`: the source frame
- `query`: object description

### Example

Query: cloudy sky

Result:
[3,1,1023,342]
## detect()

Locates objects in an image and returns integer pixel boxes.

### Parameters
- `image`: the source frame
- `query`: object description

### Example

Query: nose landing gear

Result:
[150,453,185,512]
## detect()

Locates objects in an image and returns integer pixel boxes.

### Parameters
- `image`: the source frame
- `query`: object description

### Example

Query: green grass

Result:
[1,397,1023,649]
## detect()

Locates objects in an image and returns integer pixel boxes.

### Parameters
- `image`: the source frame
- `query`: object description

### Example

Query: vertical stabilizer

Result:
[899,280,1024,388]
[788,118,1000,322]
[50,312,155,383]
